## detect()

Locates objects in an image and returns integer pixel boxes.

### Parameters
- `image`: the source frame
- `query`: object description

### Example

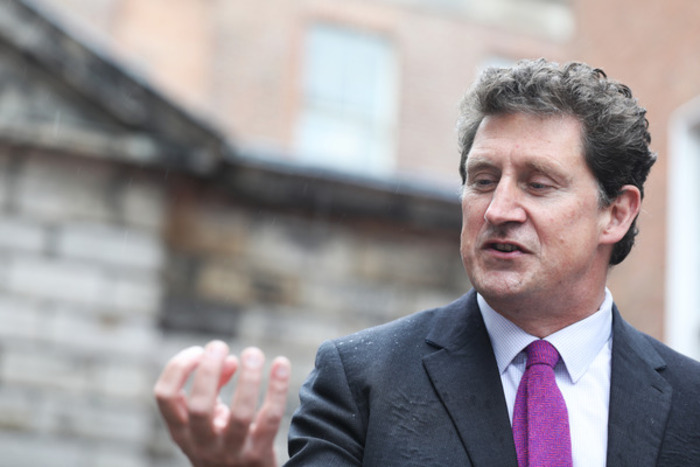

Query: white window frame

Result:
[666,96,700,360]
[294,23,398,177]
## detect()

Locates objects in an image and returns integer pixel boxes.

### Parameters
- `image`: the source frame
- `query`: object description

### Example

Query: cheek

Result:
[460,206,484,254]
[548,202,600,248]
[461,204,484,235]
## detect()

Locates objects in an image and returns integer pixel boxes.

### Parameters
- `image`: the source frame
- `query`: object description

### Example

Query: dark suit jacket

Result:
[285,290,700,466]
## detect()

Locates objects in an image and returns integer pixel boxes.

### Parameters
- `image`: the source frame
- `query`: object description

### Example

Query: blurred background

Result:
[0,0,698,465]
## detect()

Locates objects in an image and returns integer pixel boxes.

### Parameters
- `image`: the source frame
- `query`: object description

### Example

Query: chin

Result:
[471,273,530,300]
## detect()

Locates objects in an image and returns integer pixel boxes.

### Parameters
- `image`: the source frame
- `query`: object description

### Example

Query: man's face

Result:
[460,113,612,311]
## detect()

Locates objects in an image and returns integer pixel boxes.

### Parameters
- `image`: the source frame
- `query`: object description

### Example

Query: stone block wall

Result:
[156,176,466,464]
[0,147,167,467]
[0,145,466,466]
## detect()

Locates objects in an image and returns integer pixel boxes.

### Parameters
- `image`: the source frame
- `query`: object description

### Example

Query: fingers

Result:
[219,355,239,390]
[225,347,266,451]
[154,343,291,467]
[250,356,292,452]
[188,341,231,448]
[154,345,205,442]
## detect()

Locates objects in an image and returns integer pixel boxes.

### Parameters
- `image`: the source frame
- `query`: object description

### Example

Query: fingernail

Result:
[274,364,290,378]
[206,341,228,357]
[243,350,263,369]
[180,346,204,358]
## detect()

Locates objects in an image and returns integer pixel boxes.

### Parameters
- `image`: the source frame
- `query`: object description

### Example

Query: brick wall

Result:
[571,0,700,338]
[36,0,569,185]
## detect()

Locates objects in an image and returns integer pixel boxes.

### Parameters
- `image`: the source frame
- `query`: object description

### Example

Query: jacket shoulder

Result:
[644,333,700,383]
[330,291,475,353]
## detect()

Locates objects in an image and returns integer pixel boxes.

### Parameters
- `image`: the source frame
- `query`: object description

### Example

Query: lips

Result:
[484,240,529,254]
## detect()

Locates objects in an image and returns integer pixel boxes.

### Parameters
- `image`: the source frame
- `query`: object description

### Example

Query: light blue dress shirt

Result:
[478,289,613,467]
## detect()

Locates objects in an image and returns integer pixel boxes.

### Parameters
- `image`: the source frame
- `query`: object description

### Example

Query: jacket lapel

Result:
[421,295,673,466]
[607,306,672,467]
[422,291,518,467]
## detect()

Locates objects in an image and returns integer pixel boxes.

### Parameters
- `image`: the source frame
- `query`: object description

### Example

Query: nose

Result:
[483,180,526,225]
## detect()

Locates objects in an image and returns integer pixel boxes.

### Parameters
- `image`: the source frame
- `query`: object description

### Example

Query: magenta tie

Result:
[512,340,572,467]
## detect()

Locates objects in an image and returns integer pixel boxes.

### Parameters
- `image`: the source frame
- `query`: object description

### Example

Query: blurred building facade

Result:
[0,0,698,465]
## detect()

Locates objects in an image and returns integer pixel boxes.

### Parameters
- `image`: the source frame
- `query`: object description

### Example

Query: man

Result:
[154,59,700,466]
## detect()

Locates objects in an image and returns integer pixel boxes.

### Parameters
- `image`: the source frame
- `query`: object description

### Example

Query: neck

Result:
[482,288,607,338]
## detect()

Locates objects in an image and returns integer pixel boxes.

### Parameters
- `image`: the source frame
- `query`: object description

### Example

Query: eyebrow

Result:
[464,158,497,175]
[524,160,568,179]
[465,156,571,183]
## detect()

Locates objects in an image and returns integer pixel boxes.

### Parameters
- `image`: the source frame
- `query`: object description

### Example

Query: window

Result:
[666,97,700,360]
[295,24,398,177]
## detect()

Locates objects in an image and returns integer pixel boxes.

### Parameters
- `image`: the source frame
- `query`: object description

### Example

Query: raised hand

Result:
[154,341,291,467]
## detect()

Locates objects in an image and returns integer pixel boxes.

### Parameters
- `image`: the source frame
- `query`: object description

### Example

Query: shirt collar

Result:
[478,289,613,383]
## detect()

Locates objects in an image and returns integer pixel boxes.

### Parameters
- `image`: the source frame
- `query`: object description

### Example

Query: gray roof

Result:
[0,0,460,230]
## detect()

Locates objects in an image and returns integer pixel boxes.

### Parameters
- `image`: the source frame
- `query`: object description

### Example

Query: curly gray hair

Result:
[457,58,657,265]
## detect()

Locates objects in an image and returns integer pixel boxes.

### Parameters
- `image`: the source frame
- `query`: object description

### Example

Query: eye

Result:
[526,179,555,193]
[470,176,497,191]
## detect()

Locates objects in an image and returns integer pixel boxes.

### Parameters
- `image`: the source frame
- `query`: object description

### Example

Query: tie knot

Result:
[525,340,560,368]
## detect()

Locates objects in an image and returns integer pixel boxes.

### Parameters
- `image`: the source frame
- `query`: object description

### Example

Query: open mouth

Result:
[491,243,520,253]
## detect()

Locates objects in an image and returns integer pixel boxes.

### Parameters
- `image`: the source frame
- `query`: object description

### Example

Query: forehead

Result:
[466,113,585,172]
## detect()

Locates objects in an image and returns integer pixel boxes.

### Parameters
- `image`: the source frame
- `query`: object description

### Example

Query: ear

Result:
[599,185,642,245]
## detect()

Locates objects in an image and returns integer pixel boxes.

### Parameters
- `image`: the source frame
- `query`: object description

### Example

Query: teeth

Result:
[494,243,518,252]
